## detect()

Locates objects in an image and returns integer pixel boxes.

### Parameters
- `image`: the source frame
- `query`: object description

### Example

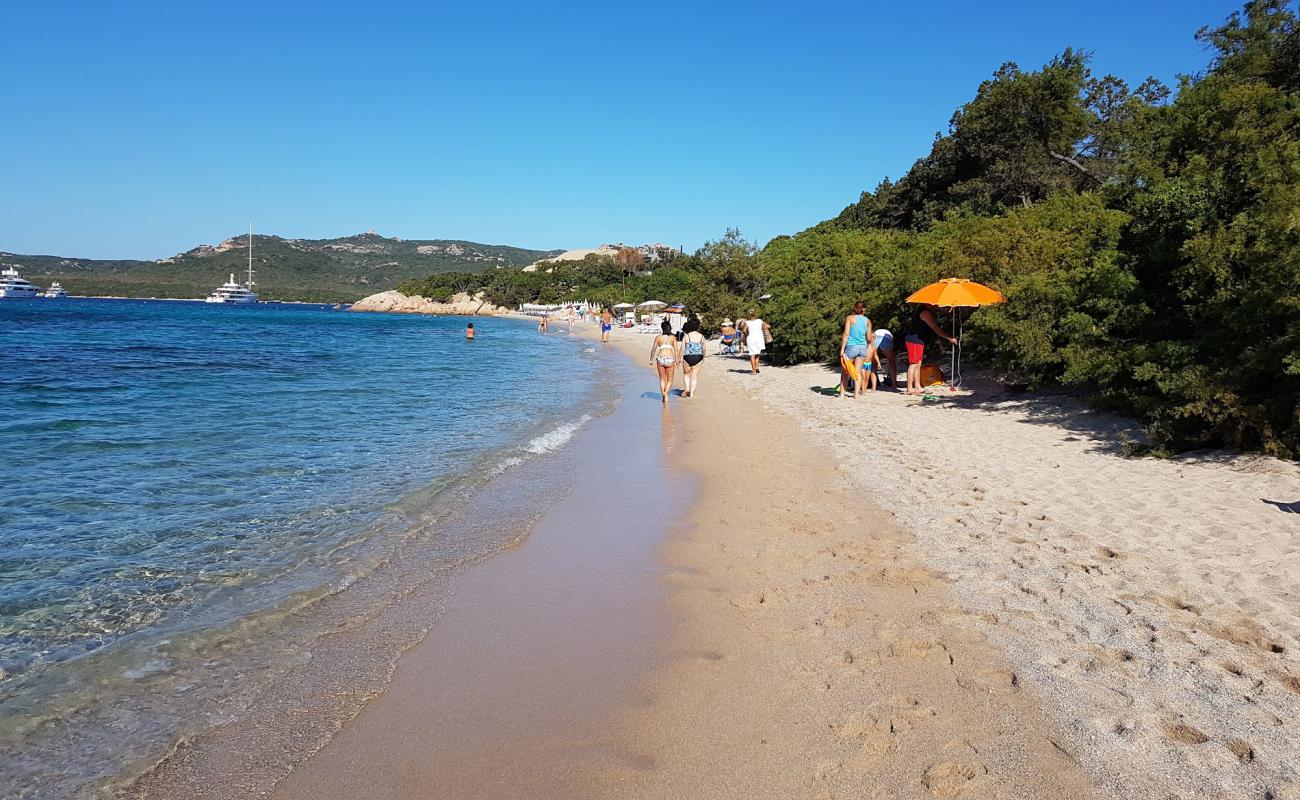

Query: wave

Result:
[524,415,592,455]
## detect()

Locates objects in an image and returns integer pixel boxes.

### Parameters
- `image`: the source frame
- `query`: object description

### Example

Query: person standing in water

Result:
[838,301,872,399]
[904,303,957,395]
[679,315,706,398]
[649,319,679,403]
[465,322,475,340]
[743,309,770,374]
[600,308,613,343]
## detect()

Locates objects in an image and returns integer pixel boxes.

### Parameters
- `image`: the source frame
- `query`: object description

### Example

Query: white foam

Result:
[490,455,526,476]
[524,415,591,455]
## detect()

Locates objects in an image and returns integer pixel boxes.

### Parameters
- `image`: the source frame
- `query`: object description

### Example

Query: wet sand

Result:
[268,370,687,799]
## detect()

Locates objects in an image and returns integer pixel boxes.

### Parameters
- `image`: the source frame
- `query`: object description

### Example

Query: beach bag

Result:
[919,364,945,387]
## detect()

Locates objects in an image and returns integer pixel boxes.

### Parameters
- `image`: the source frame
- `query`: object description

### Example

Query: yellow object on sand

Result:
[840,354,861,385]
[919,364,945,387]
[906,278,1006,308]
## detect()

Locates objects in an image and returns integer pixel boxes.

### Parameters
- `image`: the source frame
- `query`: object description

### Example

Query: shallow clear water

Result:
[0,298,606,794]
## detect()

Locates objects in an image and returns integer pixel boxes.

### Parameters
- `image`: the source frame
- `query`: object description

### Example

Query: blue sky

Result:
[2,0,1239,259]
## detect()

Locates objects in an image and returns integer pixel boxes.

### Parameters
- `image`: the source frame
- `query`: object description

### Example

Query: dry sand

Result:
[591,331,1105,799]
[616,340,1298,800]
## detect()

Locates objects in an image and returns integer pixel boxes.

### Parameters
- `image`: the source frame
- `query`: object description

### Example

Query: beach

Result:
[587,331,1298,799]
[42,314,1298,799]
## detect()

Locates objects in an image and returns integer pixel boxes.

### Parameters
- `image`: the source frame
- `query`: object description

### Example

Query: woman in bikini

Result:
[679,315,706,398]
[648,319,679,403]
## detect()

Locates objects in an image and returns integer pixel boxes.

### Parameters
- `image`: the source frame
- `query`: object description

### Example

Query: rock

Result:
[348,290,510,316]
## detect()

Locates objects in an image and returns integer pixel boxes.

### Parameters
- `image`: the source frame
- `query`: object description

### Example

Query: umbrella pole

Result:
[951,311,963,390]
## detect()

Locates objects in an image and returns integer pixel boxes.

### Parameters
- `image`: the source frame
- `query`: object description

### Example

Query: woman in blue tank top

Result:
[839,301,872,399]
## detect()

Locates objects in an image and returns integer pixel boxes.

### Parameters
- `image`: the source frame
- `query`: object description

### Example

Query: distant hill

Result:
[2,233,563,303]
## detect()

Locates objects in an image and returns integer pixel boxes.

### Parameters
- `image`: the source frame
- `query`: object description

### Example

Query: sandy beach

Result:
[592,330,1298,799]
[116,320,1299,799]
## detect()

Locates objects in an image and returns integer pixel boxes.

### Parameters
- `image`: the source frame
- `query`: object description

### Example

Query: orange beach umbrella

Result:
[905,278,1005,308]
[904,278,1005,390]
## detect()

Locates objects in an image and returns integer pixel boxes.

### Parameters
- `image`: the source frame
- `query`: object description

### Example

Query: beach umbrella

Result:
[664,303,685,313]
[637,300,666,308]
[905,278,1005,308]
[612,302,634,309]
[905,278,1006,389]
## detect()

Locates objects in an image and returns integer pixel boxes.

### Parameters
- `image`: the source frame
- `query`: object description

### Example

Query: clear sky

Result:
[2,0,1240,259]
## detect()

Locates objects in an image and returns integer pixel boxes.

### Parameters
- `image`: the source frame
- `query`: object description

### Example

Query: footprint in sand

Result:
[1163,723,1209,745]
[920,761,986,797]
[1226,738,1255,764]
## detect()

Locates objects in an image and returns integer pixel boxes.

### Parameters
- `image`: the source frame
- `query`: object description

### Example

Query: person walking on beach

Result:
[679,315,706,398]
[600,308,613,343]
[839,302,872,399]
[465,322,475,340]
[905,303,957,395]
[869,326,895,390]
[743,309,770,374]
[649,319,679,403]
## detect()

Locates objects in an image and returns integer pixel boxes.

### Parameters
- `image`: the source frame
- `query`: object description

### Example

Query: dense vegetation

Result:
[4,233,559,303]
[403,2,1299,458]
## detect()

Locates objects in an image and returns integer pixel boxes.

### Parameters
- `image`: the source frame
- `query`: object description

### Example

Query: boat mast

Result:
[246,221,256,288]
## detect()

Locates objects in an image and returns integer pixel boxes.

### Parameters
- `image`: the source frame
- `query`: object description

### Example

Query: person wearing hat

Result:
[719,318,738,354]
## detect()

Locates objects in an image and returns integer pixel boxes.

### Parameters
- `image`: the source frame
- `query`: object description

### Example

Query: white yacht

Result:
[205,223,260,304]
[43,281,67,298]
[0,266,40,299]
[205,274,259,304]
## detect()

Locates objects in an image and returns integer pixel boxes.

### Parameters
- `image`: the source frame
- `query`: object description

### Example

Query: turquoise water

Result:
[0,298,608,795]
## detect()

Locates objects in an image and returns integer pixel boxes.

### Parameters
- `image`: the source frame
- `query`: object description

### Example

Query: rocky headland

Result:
[348,290,510,316]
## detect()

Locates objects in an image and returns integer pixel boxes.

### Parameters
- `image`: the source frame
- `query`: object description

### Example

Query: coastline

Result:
[236,322,1105,799]
[0,309,617,799]
[76,317,1299,799]
[105,320,674,799]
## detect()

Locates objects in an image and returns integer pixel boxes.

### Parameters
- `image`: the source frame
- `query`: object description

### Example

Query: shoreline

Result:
[0,313,617,799]
[106,321,671,799]
[267,351,688,799]
[61,318,1300,799]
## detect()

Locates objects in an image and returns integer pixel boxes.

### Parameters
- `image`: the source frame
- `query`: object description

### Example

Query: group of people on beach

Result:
[645,310,770,403]
[648,316,708,402]
[520,298,954,404]
[838,301,957,397]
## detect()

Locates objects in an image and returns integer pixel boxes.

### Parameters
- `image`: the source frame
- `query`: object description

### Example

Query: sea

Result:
[0,298,617,797]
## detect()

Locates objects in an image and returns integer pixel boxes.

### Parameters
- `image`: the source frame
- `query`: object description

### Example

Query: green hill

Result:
[2,233,562,303]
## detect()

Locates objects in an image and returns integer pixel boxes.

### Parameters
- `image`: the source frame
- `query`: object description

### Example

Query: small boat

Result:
[0,266,40,299]
[43,281,67,298]
[206,223,260,304]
